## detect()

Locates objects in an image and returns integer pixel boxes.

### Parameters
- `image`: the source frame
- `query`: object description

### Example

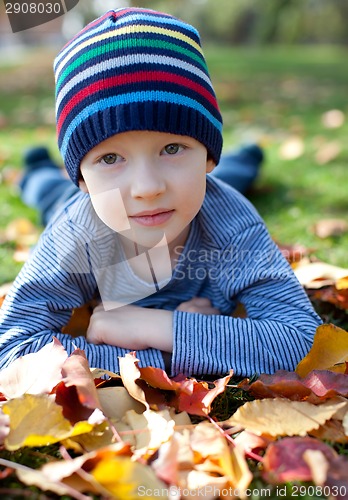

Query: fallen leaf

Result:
[263,436,337,483]
[313,219,348,239]
[0,338,68,399]
[0,409,10,444]
[224,398,346,437]
[234,430,273,456]
[296,324,348,377]
[240,368,348,403]
[3,394,94,450]
[315,141,341,164]
[191,422,252,493]
[321,109,345,129]
[14,462,91,500]
[336,276,348,290]
[312,286,348,313]
[279,136,304,160]
[310,419,348,443]
[92,454,167,499]
[294,262,348,288]
[61,349,102,411]
[176,371,232,416]
[4,217,39,246]
[151,433,180,485]
[97,386,144,419]
[124,408,175,459]
[119,352,232,416]
[303,449,329,485]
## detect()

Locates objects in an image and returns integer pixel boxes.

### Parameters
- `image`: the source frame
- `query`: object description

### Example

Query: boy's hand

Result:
[86,304,173,352]
[176,297,221,315]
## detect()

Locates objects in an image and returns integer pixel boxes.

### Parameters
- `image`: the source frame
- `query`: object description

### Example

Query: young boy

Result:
[0,7,321,377]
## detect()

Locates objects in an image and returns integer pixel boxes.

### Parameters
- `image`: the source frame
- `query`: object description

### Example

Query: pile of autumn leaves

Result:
[1,325,348,499]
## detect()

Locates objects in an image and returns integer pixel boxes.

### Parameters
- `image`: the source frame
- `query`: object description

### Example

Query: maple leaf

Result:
[0,338,67,399]
[175,372,232,416]
[262,436,337,483]
[239,369,348,403]
[296,323,348,377]
[119,352,233,416]
[224,398,346,437]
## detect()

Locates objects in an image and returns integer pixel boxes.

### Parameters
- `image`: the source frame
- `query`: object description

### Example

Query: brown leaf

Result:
[0,338,67,399]
[263,436,337,483]
[224,398,346,437]
[119,352,151,410]
[310,419,348,444]
[240,369,348,403]
[119,352,232,416]
[296,324,348,377]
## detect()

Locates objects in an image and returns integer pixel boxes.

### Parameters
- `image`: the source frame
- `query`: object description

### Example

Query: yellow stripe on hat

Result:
[56,25,203,77]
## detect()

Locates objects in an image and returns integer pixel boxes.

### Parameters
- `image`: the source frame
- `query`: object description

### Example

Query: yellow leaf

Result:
[296,324,348,377]
[336,276,348,290]
[124,409,175,458]
[3,394,93,450]
[92,456,167,499]
[225,398,346,437]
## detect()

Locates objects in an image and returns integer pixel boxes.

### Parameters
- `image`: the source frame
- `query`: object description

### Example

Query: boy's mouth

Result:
[129,209,174,226]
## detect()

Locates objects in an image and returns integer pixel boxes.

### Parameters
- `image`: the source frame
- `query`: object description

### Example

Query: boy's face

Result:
[80,131,215,254]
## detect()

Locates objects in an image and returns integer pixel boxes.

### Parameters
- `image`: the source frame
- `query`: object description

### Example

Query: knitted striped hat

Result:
[54,7,223,186]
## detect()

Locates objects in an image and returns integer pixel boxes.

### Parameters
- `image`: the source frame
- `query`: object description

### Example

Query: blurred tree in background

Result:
[122,0,348,46]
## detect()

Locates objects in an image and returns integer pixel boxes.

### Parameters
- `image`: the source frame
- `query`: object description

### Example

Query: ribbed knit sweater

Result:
[0,176,321,376]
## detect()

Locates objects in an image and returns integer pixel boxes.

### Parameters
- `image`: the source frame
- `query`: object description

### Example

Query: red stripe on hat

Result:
[57,70,219,134]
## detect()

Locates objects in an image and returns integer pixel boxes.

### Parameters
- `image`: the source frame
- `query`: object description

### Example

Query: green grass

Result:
[0,45,348,285]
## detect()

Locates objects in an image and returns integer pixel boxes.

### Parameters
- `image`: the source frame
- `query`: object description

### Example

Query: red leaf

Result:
[61,349,101,410]
[53,349,103,425]
[263,436,337,483]
[176,373,232,416]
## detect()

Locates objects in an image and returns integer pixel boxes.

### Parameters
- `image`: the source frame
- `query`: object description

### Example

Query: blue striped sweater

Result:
[0,177,321,376]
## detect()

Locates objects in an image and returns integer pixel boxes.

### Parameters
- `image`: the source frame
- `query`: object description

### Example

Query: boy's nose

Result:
[130,162,166,199]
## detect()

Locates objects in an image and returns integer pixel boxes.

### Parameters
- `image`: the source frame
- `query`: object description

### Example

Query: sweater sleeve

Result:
[0,224,165,372]
[171,223,322,377]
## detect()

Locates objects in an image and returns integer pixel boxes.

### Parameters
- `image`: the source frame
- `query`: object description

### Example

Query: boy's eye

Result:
[100,153,119,165]
[163,143,183,155]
